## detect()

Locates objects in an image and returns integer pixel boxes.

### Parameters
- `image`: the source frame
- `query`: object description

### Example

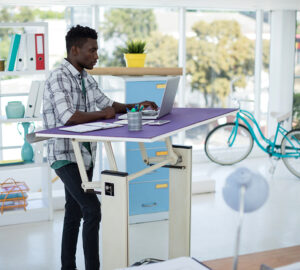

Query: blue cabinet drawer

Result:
[126,141,167,151]
[127,148,169,183]
[129,180,169,216]
[126,80,166,106]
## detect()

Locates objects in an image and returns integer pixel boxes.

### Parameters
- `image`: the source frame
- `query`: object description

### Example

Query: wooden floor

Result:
[203,246,300,270]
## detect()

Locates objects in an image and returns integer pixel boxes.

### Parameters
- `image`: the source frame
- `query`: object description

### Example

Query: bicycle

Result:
[204,108,300,178]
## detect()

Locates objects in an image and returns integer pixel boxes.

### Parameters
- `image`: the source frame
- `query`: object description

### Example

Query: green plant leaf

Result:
[122,40,146,53]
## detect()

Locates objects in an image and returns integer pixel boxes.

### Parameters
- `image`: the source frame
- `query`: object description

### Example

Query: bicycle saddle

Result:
[270,111,291,123]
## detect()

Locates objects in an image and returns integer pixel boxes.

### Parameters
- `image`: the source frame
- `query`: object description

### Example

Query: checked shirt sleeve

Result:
[47,72,76,126]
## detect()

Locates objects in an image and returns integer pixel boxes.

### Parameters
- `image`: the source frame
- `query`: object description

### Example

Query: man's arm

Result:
[112,101,158,113]
[66,107,115,125]
[66,98,158,125]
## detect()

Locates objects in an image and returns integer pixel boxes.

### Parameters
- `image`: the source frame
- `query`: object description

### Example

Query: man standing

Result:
[43,25,157,270]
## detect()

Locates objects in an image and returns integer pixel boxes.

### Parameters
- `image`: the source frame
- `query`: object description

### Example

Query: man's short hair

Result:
[66,25,98,54]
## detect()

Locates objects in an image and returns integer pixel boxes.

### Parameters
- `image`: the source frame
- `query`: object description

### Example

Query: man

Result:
[43,25,157,270]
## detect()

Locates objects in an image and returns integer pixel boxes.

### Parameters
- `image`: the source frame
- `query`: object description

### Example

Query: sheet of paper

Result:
[116,257,210,270]
[59,122,122,133]
[60,125,103,133]
[86,122,122,128]
[275,262,300,270]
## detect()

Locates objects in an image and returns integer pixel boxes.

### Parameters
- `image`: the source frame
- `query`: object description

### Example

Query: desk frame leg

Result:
[169,145,192,258]
[71,139,89,189]
[101,170,129,270]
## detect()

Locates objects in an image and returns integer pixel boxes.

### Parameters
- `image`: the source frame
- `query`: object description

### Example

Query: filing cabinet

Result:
[125,78,170,222]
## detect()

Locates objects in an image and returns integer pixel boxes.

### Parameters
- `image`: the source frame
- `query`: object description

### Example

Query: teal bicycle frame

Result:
[229,109,299,158]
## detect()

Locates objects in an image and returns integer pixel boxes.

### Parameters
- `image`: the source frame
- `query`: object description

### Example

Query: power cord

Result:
[131,258,164,266]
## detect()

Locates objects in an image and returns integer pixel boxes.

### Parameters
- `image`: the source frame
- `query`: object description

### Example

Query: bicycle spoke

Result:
[281,129,300,178]
[205,123,254,165]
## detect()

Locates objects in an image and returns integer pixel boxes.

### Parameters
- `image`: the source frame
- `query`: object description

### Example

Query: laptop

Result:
[118,76,180,120]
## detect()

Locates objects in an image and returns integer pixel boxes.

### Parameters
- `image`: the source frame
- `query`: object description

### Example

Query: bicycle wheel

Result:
[205,123,254,165]
[281,129,300,178]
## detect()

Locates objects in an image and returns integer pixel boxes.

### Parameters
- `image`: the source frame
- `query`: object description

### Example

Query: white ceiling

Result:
[0,0,300,10]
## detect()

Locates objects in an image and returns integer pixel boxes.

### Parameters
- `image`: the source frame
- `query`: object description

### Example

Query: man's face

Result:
[74,38,98,70]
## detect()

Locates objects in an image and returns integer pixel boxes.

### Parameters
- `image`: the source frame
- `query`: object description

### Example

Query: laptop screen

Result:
[156,76,180,118]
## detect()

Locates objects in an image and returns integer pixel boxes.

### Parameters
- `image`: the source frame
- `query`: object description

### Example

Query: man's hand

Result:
[102,106,116,119]
[139,101,158,111]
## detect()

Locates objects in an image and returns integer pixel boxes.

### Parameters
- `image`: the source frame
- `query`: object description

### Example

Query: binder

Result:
[16,34,26,71]
[7,34,21,71]
[26,33,36,71]
[35,33,45,70]
[34,140,44,164]
[33,81,45,118]
[25,81,40,118]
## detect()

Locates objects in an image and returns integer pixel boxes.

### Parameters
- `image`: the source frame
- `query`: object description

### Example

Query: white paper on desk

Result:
[59,122,122,133]
[86,122,123,128]
[275,262,300,269]
[117,257,209,270]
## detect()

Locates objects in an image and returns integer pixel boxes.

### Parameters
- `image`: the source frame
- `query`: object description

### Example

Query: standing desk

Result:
[36,107,237,270]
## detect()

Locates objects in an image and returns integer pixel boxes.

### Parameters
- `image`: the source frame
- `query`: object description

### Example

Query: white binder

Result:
[25,81,40,118]
[26,33,36,71]
[16,34,26,71]
[33,81,44,118]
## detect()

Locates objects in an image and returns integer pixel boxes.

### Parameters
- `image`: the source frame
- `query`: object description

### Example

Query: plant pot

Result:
[5,101,25,119]
[124,53,146,67]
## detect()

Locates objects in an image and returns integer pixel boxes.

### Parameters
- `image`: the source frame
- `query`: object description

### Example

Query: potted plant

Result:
[122,40,146,68]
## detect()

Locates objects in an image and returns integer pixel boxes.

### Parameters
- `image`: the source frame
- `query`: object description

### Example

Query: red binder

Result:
[35,33,45,70]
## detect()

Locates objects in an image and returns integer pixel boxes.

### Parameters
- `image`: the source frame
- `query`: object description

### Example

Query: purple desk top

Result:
[37,107,237,142]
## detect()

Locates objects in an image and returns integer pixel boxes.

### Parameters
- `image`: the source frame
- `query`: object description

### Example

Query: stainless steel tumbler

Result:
[127,111,142,131]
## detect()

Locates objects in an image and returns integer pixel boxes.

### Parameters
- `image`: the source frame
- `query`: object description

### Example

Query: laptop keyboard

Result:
[142,110,159,116]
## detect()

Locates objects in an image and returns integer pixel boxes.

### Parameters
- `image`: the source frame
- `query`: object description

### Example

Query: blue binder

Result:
[7,34,21,71]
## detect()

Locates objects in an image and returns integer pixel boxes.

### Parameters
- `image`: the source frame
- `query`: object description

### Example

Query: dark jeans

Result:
[55,163,101,270]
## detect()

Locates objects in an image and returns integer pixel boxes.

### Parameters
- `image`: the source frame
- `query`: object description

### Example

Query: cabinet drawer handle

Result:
[156,84,166,89]
[141,202,157,208]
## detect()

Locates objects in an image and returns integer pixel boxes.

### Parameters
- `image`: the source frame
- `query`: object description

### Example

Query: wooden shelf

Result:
[0,198,51,226]
[0,162,48,171]
[88,67,183,76]
[0,117,42,123]
[0,70,48,76]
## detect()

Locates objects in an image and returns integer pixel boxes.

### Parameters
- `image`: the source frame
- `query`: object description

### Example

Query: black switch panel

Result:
[105,182,114,196]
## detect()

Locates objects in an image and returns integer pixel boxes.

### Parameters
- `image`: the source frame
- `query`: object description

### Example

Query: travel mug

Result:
[127,111,142,131]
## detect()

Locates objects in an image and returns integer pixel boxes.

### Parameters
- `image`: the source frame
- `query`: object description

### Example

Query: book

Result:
[25,81,40,118]
[35,33,45,70]
[116,257,210,270]
[26,33,36,71]
[33,81,44,117]
[59,122,123,133]
[7,34,21,71]
[16,34,26,71]
[261,262,300,270]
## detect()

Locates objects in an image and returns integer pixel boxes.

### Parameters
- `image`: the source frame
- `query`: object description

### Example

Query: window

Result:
[184,10,269,155]
[294,12,300,129]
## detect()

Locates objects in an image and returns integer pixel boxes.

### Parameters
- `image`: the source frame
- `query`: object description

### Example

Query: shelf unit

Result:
[0,163,52,226]
[0,22,52,226]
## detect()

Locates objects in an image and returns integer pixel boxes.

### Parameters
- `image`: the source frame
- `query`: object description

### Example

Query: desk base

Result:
[101,145,192,270]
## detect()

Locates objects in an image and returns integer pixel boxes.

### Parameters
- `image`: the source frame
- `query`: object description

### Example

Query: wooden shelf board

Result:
[0,198,51,226]
[88,67,183,76]
[0,162,48,171]
[0,117,42,123]
[0,70,48,76]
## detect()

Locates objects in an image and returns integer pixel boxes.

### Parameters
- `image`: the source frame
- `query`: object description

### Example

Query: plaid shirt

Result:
[43,59,114,169]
